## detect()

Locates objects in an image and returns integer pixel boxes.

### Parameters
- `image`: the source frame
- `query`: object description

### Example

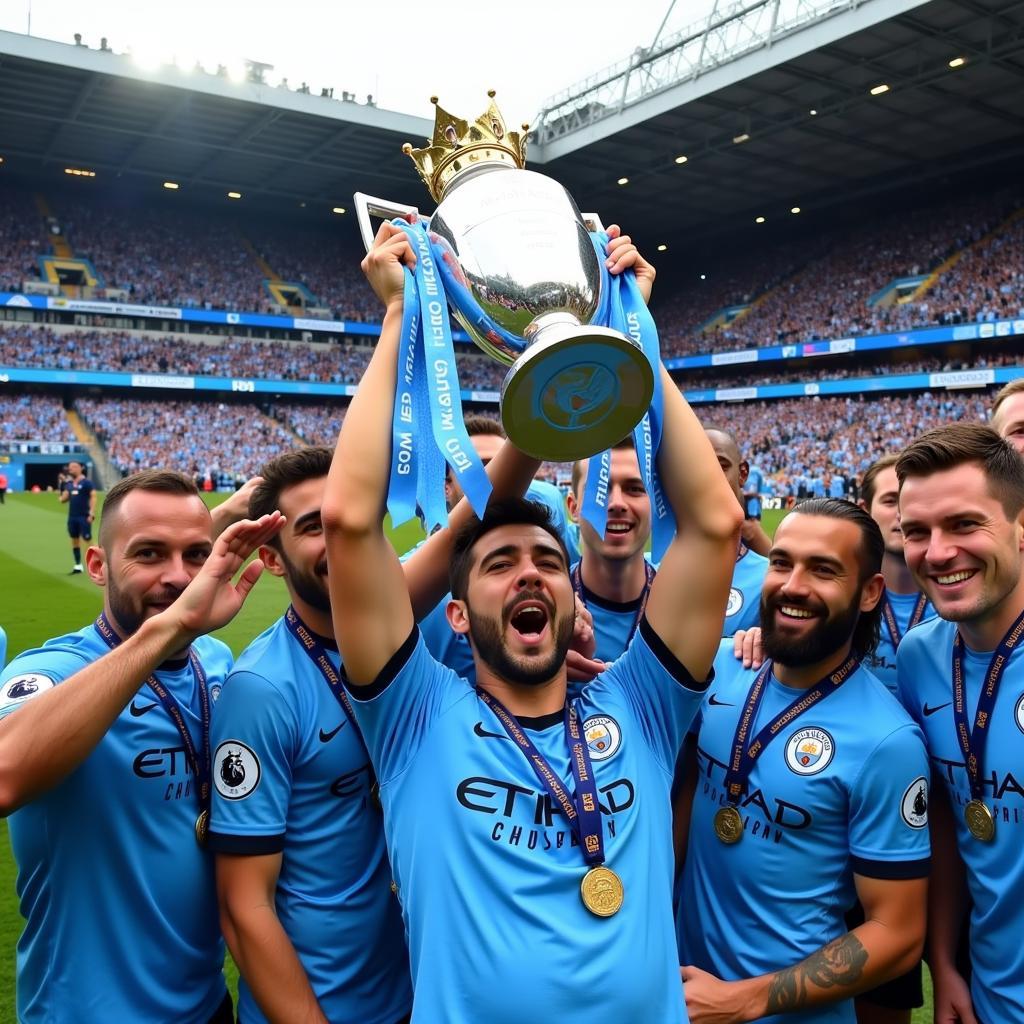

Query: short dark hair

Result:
[464,414,505,439]
[449,496,569,600]
[896,424,1024,519]
[250,446,333,548]
[860,454,900,510]
[570,435,636,494]
[100,470,202,547]
[788,497,884,661]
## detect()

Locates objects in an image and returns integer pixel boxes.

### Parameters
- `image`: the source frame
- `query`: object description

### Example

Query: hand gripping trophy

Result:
[355,91,656,463]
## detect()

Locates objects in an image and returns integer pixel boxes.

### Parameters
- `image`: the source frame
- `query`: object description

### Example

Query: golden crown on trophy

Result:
[402,91,529,203]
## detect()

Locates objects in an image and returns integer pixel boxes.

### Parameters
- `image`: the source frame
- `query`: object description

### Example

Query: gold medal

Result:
[964,799,995,842]
[580,866,624,917]
[195,809,210,848]
[714,805,744,844]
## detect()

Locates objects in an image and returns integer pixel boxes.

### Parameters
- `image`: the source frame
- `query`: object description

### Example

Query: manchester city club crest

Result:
[583,715,622,761]
[213,740,261,800]
[784,727,835,776]
[900,776,929,829]
[726,588,743,617]
[1015,692,1024,736]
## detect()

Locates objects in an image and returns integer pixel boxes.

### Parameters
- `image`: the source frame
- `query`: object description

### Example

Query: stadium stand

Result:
[656,189,1022,357]
[0,394,75,443]
[74,397,296,487]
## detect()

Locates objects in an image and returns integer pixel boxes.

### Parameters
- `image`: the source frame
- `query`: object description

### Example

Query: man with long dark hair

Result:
[675,499,931,1024]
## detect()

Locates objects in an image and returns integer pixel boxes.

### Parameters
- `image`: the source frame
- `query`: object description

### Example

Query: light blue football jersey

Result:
[569,557,658,664]
[527,479,580,564]
[208,615,411,1024]
[724,546,768,637]
[0,622,234,1024]
[346,618,707,1023]
[864,590,936,697]
[897,615,1024,1024]
[678,641,931,1024]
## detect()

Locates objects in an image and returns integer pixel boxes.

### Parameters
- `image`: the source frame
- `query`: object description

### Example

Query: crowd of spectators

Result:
[656,189,1022,358]
[0,190,47,294]
[0,394,75,442]
[1,182,1021,361]
[75,397,295,486]
[271,403,347,447]
[247,227,381,322]
[54,196,273,313]
[713,390,994,498]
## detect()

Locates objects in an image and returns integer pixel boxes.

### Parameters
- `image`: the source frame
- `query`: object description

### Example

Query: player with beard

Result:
[0,470,283,1023]
[210,441,540,1023]
[321,219,742,1023]
[857,455,936,698]
[420,415,581,679]
[896,424,1024,1024]
[675,498,931,1024]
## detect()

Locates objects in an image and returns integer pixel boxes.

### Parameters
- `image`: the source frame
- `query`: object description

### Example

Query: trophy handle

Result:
[353,192,422,253]
[581,212,607,233]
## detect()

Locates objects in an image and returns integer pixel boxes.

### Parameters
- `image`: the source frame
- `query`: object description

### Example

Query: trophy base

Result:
[500,323,655,462]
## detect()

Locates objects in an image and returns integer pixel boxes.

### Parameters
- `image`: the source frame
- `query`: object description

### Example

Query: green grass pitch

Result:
[0,494,932,1020]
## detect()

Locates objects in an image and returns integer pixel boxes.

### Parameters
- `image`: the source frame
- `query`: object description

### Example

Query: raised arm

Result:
[0,514,282,815]
[321,223,420,685]
[645,363,743,680]
[683,873,926,1023]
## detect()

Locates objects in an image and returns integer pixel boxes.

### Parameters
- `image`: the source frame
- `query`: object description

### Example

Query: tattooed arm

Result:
[681,874,926,1024]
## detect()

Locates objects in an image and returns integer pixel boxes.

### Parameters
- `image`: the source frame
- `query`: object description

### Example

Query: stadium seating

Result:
[0,394,75,443]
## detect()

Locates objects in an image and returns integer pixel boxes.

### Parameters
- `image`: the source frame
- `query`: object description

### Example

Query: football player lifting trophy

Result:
[354,91,660,467]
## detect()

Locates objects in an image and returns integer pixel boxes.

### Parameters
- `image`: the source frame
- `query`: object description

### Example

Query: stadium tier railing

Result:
[3,363,1023,407]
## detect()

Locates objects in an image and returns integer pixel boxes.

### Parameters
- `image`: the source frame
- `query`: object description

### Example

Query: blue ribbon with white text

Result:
[582,231,674,561]
[385,219,493,533]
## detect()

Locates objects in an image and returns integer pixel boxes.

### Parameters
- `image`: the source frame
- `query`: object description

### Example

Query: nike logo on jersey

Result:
[319,722,346,743]
[708,693,735,707]
[923,701,951,717]
[130,699,159,717]
[473,722,508,741]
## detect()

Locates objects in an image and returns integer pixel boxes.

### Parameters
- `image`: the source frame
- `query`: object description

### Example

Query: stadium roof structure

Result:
[0,0,1022,248]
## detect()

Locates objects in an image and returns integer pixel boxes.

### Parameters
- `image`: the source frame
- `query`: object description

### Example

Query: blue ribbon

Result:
[386,220,492,532]
[582,232,674,561]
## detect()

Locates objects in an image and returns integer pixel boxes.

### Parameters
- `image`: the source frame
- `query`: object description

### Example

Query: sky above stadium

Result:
[1,0,718,121]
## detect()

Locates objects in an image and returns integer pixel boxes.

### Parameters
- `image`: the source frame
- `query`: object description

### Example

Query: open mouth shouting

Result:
[506,596,552,646]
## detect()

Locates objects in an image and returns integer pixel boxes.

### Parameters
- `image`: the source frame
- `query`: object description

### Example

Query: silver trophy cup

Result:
[354,166,654,463]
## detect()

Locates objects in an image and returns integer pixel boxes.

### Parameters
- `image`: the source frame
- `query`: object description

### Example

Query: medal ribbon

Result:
[581,230,673,562]
[385,218,492,534]
[722,654,860,804]
[94,613,211,810]
[283,605,358,731]
[736,541,748,563]
[951,606,1024,804]
[571,560,655,650]
[881,591,929,651]
[477,689,606,867]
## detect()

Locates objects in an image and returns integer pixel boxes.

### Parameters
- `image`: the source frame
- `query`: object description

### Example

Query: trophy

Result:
[354,92,655,463]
